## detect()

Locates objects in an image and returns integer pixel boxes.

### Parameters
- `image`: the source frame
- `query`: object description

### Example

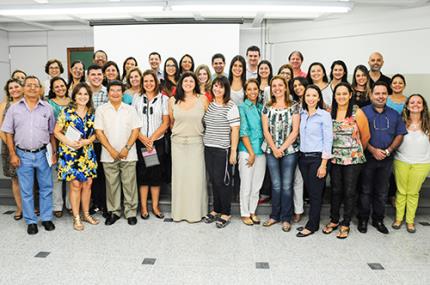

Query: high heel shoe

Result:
[140,212,150,220]
[82,212,100,225]
[73,216,84,231]
[152,210,165,219]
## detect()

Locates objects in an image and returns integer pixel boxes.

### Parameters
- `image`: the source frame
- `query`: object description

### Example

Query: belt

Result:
[301,152,322,158]
[16,145,46,153]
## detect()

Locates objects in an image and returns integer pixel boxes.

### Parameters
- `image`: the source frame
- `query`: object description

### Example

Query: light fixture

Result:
[33,0,49,3]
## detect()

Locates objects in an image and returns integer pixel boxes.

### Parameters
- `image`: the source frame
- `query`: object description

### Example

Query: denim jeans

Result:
[16,148,53,224]
[266,152,298,222]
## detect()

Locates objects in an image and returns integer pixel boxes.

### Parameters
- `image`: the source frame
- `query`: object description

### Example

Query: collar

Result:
[107,101,126,110]
[301,107,325,116]
[20,97,45,107]
[371,104,387,114]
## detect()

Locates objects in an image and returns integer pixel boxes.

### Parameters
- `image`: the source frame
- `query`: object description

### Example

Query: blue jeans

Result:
[16,148,53,224]
[266,152,298,222]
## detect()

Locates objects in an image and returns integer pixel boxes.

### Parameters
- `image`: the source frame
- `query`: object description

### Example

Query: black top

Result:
[369,72,392,94]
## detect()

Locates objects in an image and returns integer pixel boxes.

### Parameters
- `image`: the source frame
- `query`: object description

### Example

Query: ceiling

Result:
[0,0,428,32]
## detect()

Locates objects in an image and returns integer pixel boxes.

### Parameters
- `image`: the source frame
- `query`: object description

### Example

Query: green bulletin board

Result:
[67,47,94,76]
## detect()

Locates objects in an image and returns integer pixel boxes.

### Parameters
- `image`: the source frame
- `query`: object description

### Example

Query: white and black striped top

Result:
[203,100,240,149]
[132,93,168,139]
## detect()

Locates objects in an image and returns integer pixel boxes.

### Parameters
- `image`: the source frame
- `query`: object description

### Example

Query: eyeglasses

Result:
[373,115,390,131]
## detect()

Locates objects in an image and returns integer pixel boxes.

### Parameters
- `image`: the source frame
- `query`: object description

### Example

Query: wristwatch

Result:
[384,149,390,157]
[125,144,132,151]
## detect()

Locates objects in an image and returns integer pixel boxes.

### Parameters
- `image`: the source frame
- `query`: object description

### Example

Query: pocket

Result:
[35,114,49,130]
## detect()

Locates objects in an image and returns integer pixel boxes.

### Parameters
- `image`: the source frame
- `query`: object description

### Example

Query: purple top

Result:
[1,98,55,150]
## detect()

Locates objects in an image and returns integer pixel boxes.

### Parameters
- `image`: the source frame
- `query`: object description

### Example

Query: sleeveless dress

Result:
[1,102,16,178]
[171,97,208,222]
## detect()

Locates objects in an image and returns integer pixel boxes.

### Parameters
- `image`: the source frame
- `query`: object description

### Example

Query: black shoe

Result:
[127,217,137,225]
[296,229,314,238]
[372,221,389,234]
[140,212,150,220]
[27,224,38,235]
[41,221,55,231]
[152,211,165,219]
[102,211,109,218]
[357,220,368,233]
[105,214,120,226]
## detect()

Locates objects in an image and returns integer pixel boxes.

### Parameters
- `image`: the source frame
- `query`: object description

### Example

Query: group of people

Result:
[1,46,429,239]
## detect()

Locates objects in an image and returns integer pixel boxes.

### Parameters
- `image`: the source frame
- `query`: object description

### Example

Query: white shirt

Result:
[94,102,142,162]
[396,129,430,164]
[230,88,244,106]
[133,93,168,138]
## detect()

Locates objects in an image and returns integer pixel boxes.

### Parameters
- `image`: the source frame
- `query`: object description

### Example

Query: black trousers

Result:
[358,156,393,222]
[204,146,233,216]
[92,142,107,211]
[330,163,363,226]
[299,154,326,232]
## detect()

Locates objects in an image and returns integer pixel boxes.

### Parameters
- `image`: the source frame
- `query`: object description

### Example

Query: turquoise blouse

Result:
[238,99,264,155]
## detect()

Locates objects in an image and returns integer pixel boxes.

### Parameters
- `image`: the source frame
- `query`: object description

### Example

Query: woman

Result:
[262,76,300,232]
[179,54,194,75]
[297,85,333,237]
[238,79,266,225]
[289,76,309,222]
[0,79,23,220]
[102,61,121,86]
[124,67,143,105]
[54,82,98,231]
[351,65,371,108]
[306,62,331,109]
[134,70,169,220]
[195,64,213,101]
[11,70,26,85]
[323,82,370,239]
[160,57,179,97]
[288,51,307,78]
[329,60,348,91]
[277,64,294,83]
[392,94,430,233]
[387,74,407,114]
[228,55,247,106]
[44,59,64,97]
[202,76,240,228]
[67,60,85,96]
[121,56,138,83]
[48,77,71,217]
[169,72,209,222]
[256,60,273,105]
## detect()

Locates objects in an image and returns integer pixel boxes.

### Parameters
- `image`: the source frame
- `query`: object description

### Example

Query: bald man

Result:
[368,52,392,93]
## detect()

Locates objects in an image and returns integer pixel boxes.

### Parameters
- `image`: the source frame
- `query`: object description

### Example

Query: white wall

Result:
[0,31,10,101]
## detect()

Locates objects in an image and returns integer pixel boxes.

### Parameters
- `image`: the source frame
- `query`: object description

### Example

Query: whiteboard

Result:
[94,24,240,73]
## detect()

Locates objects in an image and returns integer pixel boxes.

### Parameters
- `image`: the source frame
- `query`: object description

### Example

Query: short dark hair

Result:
[45,59,64,75]
[175,71,200,103]
[107,80,125,93]
[306,62,328,84]
[48,76,68,99]
[331,82,354,119]
[93,50,107,60]
[212,53,225,64]
[211,76,231,104]
[87,64,102,75]
[246,46,260,56]
[288,51,304,61]
[11,69,27,79]
[371,80,389,94]
[329,60,348,83]
[302,84,324,111]
[23,75,41,87]
[149,52,161,60]
[391,73,406,86]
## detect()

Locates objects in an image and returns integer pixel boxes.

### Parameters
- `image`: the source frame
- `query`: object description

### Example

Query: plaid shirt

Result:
[92,86,108,109]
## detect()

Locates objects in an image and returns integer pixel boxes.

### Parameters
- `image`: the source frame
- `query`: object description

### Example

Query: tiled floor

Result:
[1,205,429,285]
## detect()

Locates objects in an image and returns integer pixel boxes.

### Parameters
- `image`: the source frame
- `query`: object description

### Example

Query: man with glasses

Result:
[358,81,407,234]
[95,80,142,226]
[2,76,57,235]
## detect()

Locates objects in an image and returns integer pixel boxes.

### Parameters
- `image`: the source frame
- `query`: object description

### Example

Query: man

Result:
[2,76,57,235]
[368,52,392,92]
[95,80,142,226]
[246,46,260,80]
[211,53,227,79]
[93,50,108,68]
[87,64,108,216]
[149,52,163,81]
[358,81,407,234]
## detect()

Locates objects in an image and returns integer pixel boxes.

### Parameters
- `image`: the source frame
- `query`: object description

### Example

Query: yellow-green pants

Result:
[393,159,430,223]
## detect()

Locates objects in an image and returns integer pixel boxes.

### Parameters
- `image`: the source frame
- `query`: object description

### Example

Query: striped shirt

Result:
[203,101,240,149]
[133,93,168,138]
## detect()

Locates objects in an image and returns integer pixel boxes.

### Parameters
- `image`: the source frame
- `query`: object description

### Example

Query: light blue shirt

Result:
[299,108,333,159]
[238,99,264,155]
[386,96,406,114]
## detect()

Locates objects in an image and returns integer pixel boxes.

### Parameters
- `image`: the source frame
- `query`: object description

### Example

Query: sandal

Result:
[336,226,350,239]
[296,228,314,237]
[250,214,260,225]
[216,217,230,229]
[82,212,100,225]
[203,213,218,224]
[391,220,402,230]
[14,212,23,221]
[322,222,339,234]
[406,223,416,233]
[73,216,84,231]
[241,217,254,226]
[282,222,291,232]
[263,219,278,227]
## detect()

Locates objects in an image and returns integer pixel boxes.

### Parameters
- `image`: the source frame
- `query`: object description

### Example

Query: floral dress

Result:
[57,106,97,182]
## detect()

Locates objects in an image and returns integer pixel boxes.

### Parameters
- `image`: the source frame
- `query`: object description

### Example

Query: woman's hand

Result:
[246,153,256,167]
[229,150,237,165]
[272,148,284,158]
[316,165,327,179]
[68,139,82,150]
